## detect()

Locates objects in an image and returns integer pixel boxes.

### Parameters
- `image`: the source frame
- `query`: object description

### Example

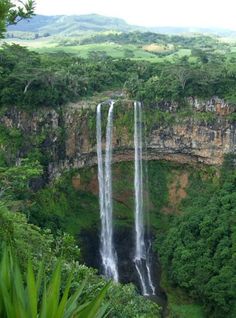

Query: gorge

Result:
[1,96,236,316]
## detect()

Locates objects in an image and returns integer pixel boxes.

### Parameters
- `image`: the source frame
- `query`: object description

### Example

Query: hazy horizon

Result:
[35,0,236,30]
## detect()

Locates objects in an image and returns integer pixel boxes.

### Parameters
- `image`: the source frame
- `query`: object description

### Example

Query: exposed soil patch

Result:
[163,171,189,214]
[72,173,99,195]
[72,175,81,190]
[87,174,99,195]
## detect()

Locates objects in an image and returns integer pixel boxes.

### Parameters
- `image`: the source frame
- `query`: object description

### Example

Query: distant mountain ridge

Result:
[7,13,236,37]
[7,14,142,35]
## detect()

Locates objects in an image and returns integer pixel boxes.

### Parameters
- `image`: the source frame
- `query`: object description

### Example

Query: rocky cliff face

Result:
[147,120,235,165]
[1,100,236,179]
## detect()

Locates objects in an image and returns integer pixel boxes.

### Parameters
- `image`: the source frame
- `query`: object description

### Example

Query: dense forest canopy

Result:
[156,156,236,318]
[1,44,236,110]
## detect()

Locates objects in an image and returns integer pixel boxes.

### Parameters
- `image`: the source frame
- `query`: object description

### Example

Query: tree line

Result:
[1,44,236,110]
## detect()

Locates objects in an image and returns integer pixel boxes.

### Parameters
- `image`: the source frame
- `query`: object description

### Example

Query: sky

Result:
[35,0,236,30]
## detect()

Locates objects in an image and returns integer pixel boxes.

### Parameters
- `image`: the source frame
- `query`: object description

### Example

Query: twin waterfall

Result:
[96,101,155,295]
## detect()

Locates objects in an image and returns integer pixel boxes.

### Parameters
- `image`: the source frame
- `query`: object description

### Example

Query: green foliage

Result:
[0,0,35,38]
[158,159,236,317]
[148,161,170,211]
[80,32,223,51]
[0,201,81,268]
[124,55,236,103]
[0,158,43,201]
[192,111,217,124]
[0,246,110,318]
[0,45,152,109]
[0,202,161,317]
[1,43,236,110]
[112,101,134,137]
[106,284,160,318]
[169,304,205,318]
[28,169,100,234]
[160,272,206,318]
[144,109,176,133]
[0,125,23,166]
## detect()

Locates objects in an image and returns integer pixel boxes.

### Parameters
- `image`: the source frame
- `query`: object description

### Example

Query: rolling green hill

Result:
[4,14,236,63]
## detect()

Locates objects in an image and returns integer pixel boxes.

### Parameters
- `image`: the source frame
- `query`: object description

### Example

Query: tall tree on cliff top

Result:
[0,0,35,38]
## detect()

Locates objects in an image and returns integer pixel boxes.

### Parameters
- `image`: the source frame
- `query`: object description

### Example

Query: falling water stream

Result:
[96,100,155,292]
[134,101,155,296]
[96,101,119,282]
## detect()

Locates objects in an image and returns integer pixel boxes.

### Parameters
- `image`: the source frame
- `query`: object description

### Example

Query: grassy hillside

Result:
[4,17,236,63]
[4,12,236,64]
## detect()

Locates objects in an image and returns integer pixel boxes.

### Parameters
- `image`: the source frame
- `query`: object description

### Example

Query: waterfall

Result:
[96,101,118,282]
[134,101,155,296]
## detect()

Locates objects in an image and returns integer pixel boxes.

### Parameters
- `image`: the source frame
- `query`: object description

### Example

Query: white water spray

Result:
[134,101,155,296]
[96,101,118,282]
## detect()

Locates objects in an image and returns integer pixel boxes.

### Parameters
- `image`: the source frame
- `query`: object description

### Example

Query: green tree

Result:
[0,0,35,38]
[0,158,43,201]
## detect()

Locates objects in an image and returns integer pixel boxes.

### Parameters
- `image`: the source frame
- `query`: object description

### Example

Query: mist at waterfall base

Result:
[95,100,159,298]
